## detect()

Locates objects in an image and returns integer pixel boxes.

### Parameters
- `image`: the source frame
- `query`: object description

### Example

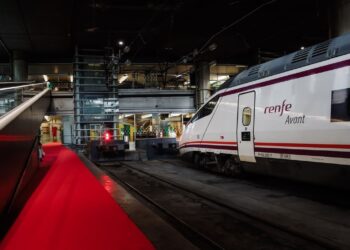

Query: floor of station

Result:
[0,143,154,250]
[117,160,350,249]
[1,143,350,250]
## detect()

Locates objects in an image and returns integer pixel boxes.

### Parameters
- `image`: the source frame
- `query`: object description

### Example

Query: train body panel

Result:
[197,95,237,154]
[179,35,350,188]
[253,54,350,166]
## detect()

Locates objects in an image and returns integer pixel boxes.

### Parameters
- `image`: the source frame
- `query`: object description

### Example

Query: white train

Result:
[179,33,350,189]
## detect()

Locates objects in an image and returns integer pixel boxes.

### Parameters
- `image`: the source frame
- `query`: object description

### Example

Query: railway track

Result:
[101,162,330,250]
[104,166,222,250]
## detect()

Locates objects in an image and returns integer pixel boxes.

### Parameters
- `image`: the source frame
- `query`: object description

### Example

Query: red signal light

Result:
[103,131,111,141]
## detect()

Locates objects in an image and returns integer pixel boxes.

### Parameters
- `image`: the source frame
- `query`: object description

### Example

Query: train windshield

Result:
[188,95,220,125]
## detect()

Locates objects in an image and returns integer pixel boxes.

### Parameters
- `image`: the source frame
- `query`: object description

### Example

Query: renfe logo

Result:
[264,100,292,116]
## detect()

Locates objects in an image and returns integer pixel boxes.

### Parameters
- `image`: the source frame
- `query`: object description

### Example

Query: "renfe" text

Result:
[264,100,292,116]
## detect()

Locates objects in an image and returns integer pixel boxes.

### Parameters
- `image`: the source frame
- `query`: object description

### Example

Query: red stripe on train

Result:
[255,142,350,149]
[181,141,350,150]
[179,144,238,151]
[255,147,350,159]
[179,141,237,148]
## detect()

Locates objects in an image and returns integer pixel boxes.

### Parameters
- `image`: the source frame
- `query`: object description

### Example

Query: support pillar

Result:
[12,50,28,82]
[152,114,161,137]
[134,114,137,141]
[195,62,210,109]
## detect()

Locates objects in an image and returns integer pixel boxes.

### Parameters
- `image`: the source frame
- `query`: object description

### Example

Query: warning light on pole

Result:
[103,131,111,141]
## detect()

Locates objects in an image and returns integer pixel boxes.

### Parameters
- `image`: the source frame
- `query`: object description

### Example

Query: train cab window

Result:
[189,96,220,123]
[198,96,220,120]
[189,113,199,124]
[242,107,252,126]
[331,88,350,122]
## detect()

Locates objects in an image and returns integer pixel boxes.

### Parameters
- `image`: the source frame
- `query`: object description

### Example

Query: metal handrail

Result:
[0,82,47,92]
[0,87,50,130]
[0,81,35,85]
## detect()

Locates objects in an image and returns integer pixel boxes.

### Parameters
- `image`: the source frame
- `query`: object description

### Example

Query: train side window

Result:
[242,107,252,126]
[331,88,350,122]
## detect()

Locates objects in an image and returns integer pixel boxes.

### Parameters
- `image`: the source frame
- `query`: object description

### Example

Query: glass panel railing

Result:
[0,83,47,117]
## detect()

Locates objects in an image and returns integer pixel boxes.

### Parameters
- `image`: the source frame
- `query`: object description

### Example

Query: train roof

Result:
[222,32,350,89]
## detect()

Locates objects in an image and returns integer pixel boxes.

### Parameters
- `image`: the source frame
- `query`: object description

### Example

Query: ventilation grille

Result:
[312,40,331,57]
[248,65,261,76]
[292,47,311,63]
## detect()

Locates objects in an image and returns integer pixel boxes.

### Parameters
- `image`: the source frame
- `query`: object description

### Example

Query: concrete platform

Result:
[0,144,155,250]
[123,159,350,250]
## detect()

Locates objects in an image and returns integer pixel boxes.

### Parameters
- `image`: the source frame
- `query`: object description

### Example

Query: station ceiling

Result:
[0,0,333,66]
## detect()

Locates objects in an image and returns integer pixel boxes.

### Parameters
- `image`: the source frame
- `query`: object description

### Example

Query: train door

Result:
[237,91,256,163]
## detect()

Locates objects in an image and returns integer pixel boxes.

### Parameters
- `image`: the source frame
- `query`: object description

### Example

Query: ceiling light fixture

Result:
[208,43,218,51]
[118,74,128,84]
[169,113,181,117]
[217,75,229,81]
[86,27,98,32]
[141,114,152,119]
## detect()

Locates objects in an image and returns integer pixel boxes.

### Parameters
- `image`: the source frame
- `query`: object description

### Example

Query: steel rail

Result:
[104,168,224,250]
[118,162,334,250]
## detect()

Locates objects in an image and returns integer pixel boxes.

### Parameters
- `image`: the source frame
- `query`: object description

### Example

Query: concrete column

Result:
[134,114,137,141]
[195,62,210,108]
[62,115,73,144]
[12,50,28,82]
[334,0,350,36]
[152,113,161,137]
